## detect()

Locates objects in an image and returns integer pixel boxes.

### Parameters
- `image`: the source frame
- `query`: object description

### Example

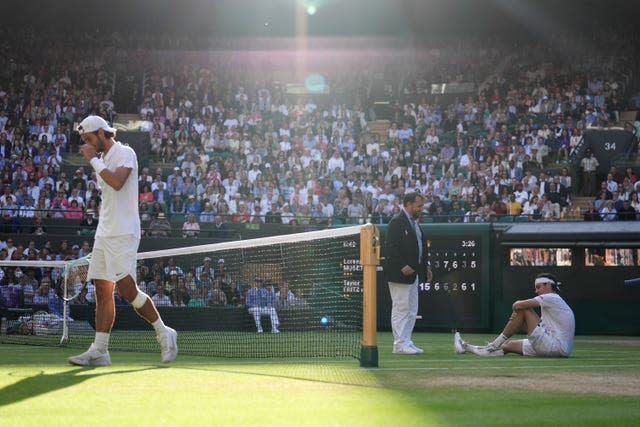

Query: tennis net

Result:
[0,225,367,359]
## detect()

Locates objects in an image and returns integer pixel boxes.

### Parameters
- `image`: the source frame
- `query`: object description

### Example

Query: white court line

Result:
[369,363,640,371]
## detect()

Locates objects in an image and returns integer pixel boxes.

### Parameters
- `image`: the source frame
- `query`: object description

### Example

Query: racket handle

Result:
[624,278,640,286]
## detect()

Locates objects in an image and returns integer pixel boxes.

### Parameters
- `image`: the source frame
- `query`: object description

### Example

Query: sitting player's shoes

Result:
[454,332,466,354]
[257,326,264,333]
[470,344,504,357]
[68,344,111,366]
[157,327,178,363]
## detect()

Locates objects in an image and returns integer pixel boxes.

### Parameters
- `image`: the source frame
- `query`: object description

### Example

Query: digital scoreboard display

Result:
[420,235,488,328]
[350,225,491,331]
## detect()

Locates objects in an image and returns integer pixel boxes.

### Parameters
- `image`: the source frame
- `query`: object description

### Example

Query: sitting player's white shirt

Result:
[533,292,575,356]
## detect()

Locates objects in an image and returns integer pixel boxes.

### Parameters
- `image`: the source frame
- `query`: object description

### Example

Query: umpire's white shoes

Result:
[393,345,419,355]
[409,343,424,353]
[158,327,178,363]
[454,332,466,354]
[68,344,111,366]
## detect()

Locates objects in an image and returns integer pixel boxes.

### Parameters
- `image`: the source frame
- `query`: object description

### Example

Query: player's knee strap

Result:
[131,291,149,309]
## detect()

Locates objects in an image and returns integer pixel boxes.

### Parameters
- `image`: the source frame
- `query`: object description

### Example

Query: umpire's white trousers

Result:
[388,277,419,348]
[249,306,279,331]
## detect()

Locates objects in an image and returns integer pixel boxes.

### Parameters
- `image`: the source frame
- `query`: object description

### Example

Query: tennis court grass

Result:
[1,333,638,427]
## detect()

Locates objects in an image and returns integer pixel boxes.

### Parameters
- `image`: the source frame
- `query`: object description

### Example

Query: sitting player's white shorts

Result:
[522,322,564,357]
[88,234,140,283]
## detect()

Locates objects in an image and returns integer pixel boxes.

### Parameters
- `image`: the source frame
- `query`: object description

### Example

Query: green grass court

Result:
[1,333,639,427]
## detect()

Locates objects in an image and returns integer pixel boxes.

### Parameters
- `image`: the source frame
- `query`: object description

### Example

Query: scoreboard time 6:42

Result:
[417,225,491,329]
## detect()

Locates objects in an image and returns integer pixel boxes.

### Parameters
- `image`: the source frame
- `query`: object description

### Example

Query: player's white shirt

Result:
[535,292,575,356]
[95,141,141,237]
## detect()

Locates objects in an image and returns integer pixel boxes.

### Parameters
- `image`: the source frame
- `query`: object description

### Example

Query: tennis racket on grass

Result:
[61,253,92,344]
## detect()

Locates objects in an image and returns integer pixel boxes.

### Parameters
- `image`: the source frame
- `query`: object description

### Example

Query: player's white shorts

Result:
[87,234,139,283]
[522,322,565,357]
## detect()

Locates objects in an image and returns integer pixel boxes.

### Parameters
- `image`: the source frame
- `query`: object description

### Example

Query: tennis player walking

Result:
[68,116,177,366]
[384,191,432,354]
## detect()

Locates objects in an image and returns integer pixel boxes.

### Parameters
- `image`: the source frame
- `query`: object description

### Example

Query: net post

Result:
[359,223,379,367]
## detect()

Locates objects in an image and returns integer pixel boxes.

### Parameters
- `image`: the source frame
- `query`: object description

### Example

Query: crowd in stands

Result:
[0,247,305,313]
[132,256,304,312]
[1,26,640,310]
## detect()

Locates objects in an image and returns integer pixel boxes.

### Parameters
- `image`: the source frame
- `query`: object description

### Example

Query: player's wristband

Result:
[90,157,106,174]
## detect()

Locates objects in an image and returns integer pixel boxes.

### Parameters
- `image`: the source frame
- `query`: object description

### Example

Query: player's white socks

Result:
[152,318,167,335]
[94,332,110,352]
[489,333,508,349]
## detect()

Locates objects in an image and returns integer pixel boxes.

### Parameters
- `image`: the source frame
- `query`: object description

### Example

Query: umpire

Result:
[384,191,431,355]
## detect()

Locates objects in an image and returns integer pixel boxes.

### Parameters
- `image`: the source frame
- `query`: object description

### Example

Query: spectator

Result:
[211,214,230,239]
[170,277,191,307]
[139,184,154,204]
[617,199,637,221]
[33,279,53,306]
[630,192,640,213]
[148,212,171,237]
[231,203,250,224]
[184,194,201,215]
[246,277,280,333]
[215,258,227,277]
[78,241,92,258]
[0,209,20,233]
[579,149,599,196]
[199,201,216,223]
[64,199,84,220]
[599,200,617,221]
[195,257,215,282]
[181,213,200,238]
[30,216,48,235]
[445,200,464,223]
[225,281,244,307]
[275,281,295,308]
[18,198,36,218]
[207,280,227,306]
[151,284,172,307]
[153,181,170,207]
[169,192,185,218]
[78,209,99,237]
[187,287,207,308]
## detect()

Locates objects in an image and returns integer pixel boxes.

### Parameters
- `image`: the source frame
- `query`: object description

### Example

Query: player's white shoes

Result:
[469,345,504,357]
[454,332,466,354]
[157,327,178,363]
[454,332,504,356]
[68,344,111,366]
[464,341,504,356]
[271,328,280,334]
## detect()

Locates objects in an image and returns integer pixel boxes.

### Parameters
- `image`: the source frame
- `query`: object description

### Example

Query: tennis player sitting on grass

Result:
[68,115,177,366]
[455,273,575,357]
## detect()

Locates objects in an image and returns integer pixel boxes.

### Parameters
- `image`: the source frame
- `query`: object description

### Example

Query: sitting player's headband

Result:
[535,277,561,291]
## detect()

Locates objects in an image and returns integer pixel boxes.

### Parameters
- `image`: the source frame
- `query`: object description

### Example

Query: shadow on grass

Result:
[0,366,161,408]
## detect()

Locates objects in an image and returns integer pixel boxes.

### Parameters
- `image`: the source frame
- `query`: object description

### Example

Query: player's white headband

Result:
[535,277,560,291]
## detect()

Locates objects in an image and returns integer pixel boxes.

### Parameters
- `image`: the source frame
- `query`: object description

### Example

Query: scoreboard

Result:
[420,233,489,329]
[377,224,492,331]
